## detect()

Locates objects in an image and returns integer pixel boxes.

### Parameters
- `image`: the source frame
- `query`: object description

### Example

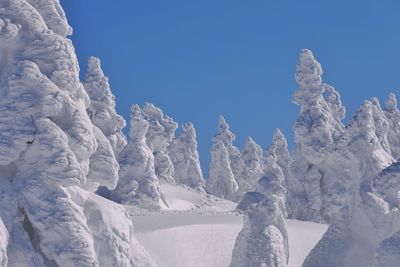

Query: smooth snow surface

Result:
[287,220,328,267]
[130,183,327,267]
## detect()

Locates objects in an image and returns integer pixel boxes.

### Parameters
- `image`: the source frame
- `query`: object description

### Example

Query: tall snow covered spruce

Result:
[206,116,239,201]
[290,49,347,222]
[303,100,395,267]
[141,103,178,183]
[0,1,155,266]
[168,122,206,191]
[113,105,165,210]
[234,137,264,201]
[83,56,127,156]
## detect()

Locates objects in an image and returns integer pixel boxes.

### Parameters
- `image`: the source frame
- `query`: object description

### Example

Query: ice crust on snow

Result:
[168,122,206,191]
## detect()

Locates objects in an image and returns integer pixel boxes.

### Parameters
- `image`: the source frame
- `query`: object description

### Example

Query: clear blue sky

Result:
[62,0,400,175]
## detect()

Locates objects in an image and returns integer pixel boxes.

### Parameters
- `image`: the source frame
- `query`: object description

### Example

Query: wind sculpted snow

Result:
[0,1,154,265]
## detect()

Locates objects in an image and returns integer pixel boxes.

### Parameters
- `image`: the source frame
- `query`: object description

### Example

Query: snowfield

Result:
[130,183,328,267]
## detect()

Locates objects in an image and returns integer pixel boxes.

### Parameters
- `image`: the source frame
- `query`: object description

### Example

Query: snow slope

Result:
[130,183,327,267]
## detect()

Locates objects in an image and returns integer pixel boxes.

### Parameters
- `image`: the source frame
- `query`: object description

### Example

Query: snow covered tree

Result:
[234,137,264,201]
[83,56,127,156]
[268,129,293,181]
[206,138,238,201]
[303,100,396,267]
[266,129,293,217]
[113,105,164,210]
[215,116,242,178]
[142,103,178,183]
[290,49,346,222]
[0,1,155,265]
[206,117,240,200]
[232,177,289,267]
[383,93,400,160]
[261,150,288,217]
[168,122,205,191]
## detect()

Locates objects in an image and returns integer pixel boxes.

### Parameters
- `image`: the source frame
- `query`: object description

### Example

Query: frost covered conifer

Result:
[235,137,264,200]
[303,101,396,267]
[168,122,205,191]
[290,49,346,222]
[142,103,178,183]
[215,116,242,178]
[383,93,400,160]
[266,129,293,216]
[261,150,288,217]
[269,129,293,180]
[232,176,288,267]
[0,1,155,265]
[83,56,127,156]
[113,105,164,210]
[206,117,239,200]
[206,139,238,201]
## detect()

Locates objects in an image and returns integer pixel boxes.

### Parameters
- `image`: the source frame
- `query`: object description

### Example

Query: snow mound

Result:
[129,182,327,267]
[160,182,237,212]
[131,212,327,267]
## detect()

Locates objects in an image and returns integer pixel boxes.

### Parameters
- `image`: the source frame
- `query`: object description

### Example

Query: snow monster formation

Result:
[113,105,165,210]
[383,93,400,160]
[168,122,206,191]
[215,116,242,179]
[303,100,396,267]
[83,56,127,156]
[141,103,178,183]
[232,164,289,267]
[206,116,240,200]
[234,137,264,201]
[0,1,154,266]
[289,49,347,222]
[373,162,400,267]
[268,129,293,186]
[262,146,288,218]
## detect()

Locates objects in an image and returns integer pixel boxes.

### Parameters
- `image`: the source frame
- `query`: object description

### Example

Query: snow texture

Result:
[0,1,154,266]
[168,122,206,191]
[83,56,127,156]
[113,105,165,210]
[68,187,157,267]
[142,103,178,183]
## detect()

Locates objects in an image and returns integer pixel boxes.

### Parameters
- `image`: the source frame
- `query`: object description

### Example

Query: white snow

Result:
[132,213,327,267]
[129,183,328,267]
